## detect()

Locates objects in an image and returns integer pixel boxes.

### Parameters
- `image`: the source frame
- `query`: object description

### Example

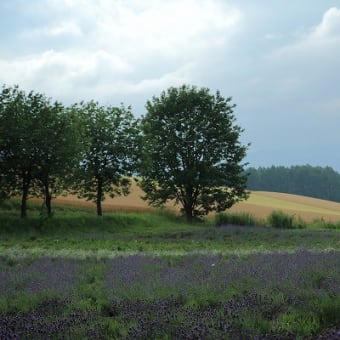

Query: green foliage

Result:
[0,85,80,218]
[140,85,249,221]
[215,212,261,226]
[274,310,320,336]
[267,210,306,229]
[268,210,294,229]
[69,101,140,216]
[0,85,141,218]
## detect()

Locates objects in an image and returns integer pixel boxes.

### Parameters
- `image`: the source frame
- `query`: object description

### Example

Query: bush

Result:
[215,212,259,226]
[267,210,306,229]
[268,211,294,229]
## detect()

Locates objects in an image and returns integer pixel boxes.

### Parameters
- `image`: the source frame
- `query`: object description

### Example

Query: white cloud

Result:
[0,48,191,105]
[311,7,340,40]
[76,0,242,61]
[0,49,133,100]
[26,0,242,60]
[274,7,340,57]
[46,21,82,37]
[1,0,242,103]
[22,21,82,38]
[119,63,194,94]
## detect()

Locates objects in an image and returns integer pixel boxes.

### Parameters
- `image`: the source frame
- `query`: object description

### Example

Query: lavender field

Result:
[1,249,340,339]
[0,207,339,338]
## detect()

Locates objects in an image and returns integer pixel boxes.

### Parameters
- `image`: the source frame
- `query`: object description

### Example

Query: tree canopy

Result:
[0,85,79,217]
[139,85,249,221]
[70,101,140,216]
[0,84,250,219]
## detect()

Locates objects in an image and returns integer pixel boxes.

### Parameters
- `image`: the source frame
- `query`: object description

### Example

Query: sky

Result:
[1,0,340,170]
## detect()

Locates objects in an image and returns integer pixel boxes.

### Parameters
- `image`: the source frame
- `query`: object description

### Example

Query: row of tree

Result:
[247,165,340,202]
[0,84,249,221]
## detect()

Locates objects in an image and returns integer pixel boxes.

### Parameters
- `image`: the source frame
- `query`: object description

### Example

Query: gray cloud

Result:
[0,1,339,170]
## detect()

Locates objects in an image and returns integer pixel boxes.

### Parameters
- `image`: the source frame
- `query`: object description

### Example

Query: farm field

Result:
[50,179,340,222]
[1,197,340,338]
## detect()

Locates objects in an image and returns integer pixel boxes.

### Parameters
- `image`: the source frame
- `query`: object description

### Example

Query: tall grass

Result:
[310,217,340,230]
[215,212,262,226]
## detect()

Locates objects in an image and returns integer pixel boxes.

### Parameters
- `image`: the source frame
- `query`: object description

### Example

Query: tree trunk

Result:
[44,180,52,217]
[183,185,195,223]
[21,173,30,218]
[96,177,103,216]
[183,199,194,223]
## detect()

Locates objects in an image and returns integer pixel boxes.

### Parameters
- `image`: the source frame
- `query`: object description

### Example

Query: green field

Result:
[0,202,339,338]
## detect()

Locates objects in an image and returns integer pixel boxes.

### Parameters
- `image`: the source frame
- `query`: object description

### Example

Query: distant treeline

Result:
[247,165,340,202]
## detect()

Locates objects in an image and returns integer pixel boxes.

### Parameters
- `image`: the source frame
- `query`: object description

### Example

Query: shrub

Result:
[267,211,307,229]
[215,212,259,226]
[268,211,295,229]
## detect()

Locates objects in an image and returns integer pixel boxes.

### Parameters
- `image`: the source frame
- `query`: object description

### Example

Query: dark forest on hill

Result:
[246,165,340,202]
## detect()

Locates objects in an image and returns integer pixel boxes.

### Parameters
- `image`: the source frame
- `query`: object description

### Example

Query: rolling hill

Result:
[49,180,340,223]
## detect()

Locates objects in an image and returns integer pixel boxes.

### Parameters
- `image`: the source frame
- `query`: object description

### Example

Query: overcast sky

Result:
[1,1,340,170]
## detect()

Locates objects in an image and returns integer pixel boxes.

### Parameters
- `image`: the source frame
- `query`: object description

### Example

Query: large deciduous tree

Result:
[71,101,139,216]
[140,85,249,221]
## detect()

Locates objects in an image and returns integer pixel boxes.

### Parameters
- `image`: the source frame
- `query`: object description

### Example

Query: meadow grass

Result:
[0,203,340,338]
[0,212,339,255]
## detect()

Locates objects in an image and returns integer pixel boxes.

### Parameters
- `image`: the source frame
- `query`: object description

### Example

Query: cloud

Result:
[60,0,242,61]
[311,7,340,40]
[263,6,340,99]
[22,21,82,38]
[0,50,133,101]
[119,63,194,94]
[1,0,242,104]
[22,0,242,60]
[0,48,192,106]
[274,7,340,57]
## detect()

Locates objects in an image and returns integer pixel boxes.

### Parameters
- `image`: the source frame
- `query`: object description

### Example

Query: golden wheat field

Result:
[46,180,340,223]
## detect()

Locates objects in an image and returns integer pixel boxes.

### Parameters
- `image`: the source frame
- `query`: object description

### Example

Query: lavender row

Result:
[0,250,339,338]
[104,250,340,298]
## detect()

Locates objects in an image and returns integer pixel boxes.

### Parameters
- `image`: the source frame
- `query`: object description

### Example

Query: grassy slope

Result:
[42,180,340,222]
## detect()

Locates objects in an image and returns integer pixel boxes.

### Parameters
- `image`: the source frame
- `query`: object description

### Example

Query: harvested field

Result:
[230,191,340,222]
[30,180,340,222]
